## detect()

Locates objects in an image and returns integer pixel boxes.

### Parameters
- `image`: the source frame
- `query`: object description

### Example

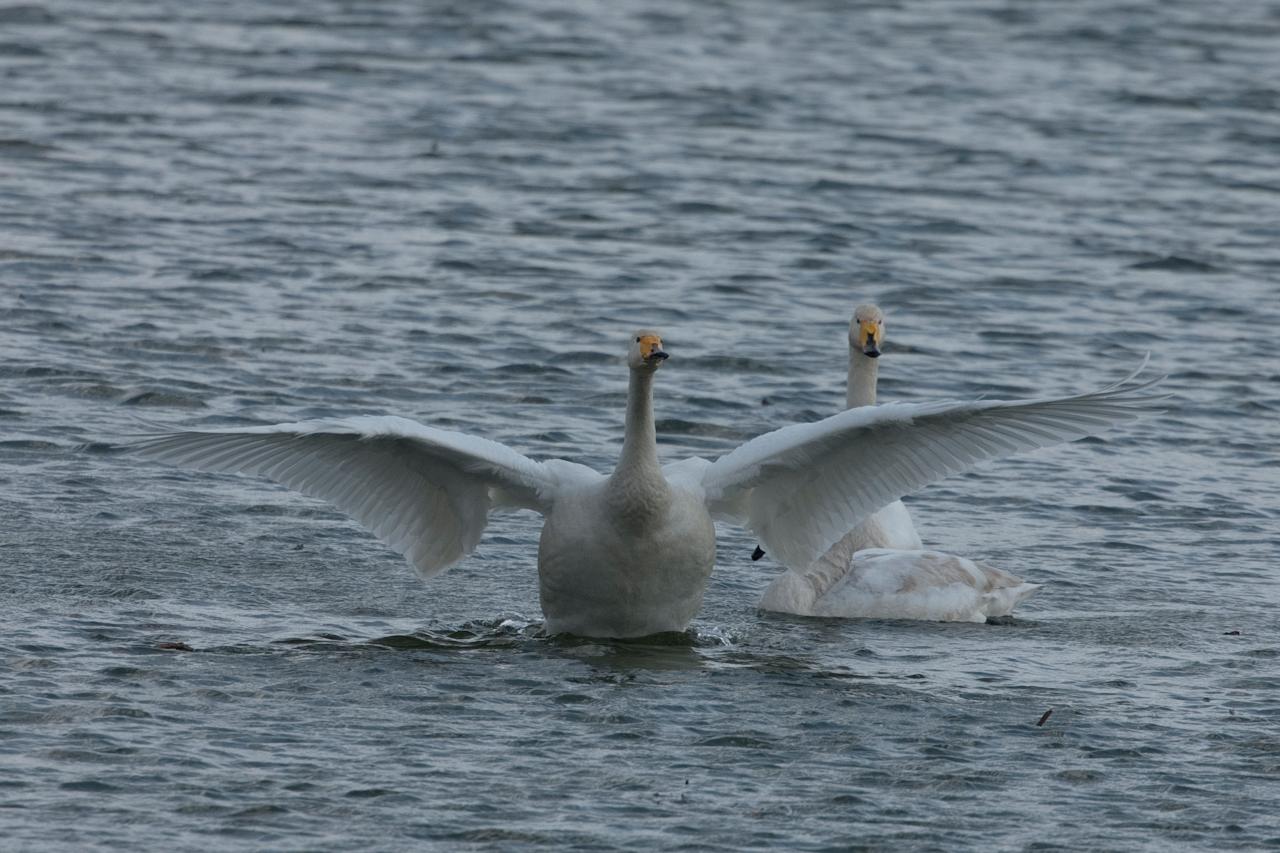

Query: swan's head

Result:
[628,330,669,371]
[850,304,884,359]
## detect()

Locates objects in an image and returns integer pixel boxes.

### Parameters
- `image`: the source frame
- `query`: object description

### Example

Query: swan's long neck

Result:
[609,367,669,521]
[620,367,660,472]
[847,349,878,408]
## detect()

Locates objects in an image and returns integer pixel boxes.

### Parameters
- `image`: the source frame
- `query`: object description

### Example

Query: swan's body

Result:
[760,305,1044,622]
[759,549,1038,622]
[535,357,715,636]
[134,329,1158,638]
[538,474,715,636]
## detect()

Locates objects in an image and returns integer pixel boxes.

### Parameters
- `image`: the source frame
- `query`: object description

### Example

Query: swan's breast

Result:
[536,484,716,637]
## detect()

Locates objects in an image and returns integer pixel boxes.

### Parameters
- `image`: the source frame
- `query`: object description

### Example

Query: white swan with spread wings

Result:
[134,329,1158,637]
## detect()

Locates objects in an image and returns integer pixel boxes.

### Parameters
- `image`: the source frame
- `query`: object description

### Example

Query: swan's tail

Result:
[982,581,1041,618]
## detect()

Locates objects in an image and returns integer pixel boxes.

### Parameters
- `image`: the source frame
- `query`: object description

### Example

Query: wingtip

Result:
[116,413,188,443]
[1087,355,1169,409]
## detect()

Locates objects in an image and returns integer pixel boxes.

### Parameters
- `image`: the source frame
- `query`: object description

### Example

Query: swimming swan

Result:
[758,305,1047,621]
[133,329,1158,637]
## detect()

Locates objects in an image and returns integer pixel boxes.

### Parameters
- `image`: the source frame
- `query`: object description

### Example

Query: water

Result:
[3,0,1279,849]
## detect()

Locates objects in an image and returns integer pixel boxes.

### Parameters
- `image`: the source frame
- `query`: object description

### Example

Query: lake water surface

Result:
[3,0,1279,849]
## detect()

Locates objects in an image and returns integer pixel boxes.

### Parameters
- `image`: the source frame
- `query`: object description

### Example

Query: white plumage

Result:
[759,548,1039,622]
[133,327,1159,637]
[759,304,1063,622]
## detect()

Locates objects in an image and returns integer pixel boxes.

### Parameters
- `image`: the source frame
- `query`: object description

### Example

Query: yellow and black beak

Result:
[638,335,668,363]
[859,321,881,358]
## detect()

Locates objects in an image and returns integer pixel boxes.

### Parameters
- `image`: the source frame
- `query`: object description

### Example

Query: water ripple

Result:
[2,0,1279,849]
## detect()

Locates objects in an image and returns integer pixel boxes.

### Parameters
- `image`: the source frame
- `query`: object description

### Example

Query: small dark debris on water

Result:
[1223,629,1241,635]
[761,397,770,406]
[751,545,766,561]
[292,543,304,550]
[158,641,193,652]
[1036,708,1053,727]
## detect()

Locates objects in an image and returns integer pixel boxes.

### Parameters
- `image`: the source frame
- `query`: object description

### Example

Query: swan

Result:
[132,329,1158,638]
[758,305,1039,622]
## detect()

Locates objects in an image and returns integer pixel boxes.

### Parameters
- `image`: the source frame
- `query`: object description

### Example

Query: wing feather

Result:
[702,369,1163,569]
[131,416,601,578]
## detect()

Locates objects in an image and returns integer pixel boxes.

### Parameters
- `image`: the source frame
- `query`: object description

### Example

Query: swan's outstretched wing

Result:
[132,416,600,578]
[700,370,1163,570]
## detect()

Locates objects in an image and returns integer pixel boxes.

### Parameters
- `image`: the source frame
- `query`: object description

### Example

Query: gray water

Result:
[3,0,1279,849]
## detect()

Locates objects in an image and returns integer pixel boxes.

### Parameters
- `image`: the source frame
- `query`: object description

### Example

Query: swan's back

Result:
[776,548,1039,623]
